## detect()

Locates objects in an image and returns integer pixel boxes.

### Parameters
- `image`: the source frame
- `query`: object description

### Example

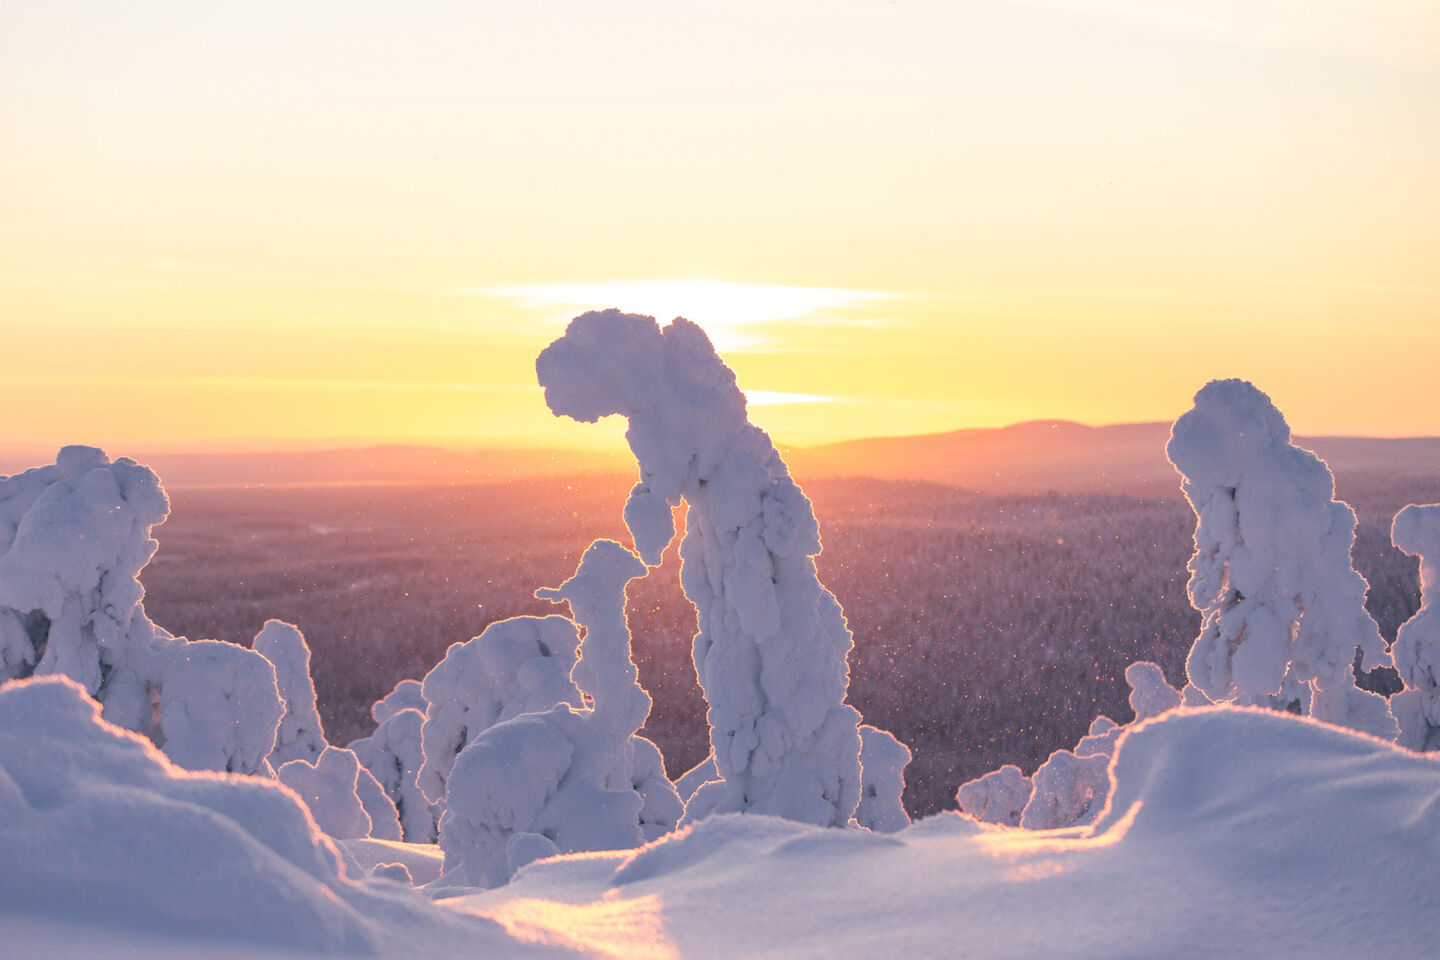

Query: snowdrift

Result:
[459,706,1440,960]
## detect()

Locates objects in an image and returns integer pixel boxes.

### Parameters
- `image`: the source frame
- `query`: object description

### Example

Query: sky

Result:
[2,0,1437,452]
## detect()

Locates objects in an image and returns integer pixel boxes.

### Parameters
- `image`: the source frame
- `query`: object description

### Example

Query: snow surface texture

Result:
[0,448,283,774]
[955,764,1030,826]
[1166,379,1397,739]
[252,619,327,767]
[438,540,682,887]
[417,615,583,804]
[537,310,863,827]
[1391,503,1440,751]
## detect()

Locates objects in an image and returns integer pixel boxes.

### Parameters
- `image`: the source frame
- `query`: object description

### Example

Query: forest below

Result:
[139,465,1439,817]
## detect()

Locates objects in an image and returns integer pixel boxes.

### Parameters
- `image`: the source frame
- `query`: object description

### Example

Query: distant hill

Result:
[4,423,1439,496]
[0,444,632,489]
[783,421,1440,498]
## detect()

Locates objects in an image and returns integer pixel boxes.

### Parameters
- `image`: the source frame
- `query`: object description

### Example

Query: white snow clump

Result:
[350,682,436,842]
[855,724,912,833]
[417,614,582,804]
[277,745,400,841]
[537,309,863,827]
[252,619,328,766]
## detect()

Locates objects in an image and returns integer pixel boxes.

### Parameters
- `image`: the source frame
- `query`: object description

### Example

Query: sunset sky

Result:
[3,1,1437,453]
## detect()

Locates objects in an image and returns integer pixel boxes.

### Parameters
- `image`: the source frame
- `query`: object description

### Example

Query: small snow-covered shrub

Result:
[350,694,436,842]
[956,764,1031,826]
[252,619,327,766]
[856,724,912,833]
[538,310,864,827]
[438,540,682,887]
[277,745,399,841]
[417,614,582,804]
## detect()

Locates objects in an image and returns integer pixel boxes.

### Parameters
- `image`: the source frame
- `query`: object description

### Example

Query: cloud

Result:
[474,278,894,351]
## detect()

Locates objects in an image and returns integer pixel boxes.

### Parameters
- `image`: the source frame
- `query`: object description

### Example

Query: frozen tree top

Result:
[536,538,650,743]
[253,619,327,767]
[537,311,861,827]
[0,446,168,692]
[1166,379,1393,737]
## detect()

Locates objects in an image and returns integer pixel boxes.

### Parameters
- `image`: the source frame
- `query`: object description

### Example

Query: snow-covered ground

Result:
[4,312,1439,958]
[6,681,1437,959]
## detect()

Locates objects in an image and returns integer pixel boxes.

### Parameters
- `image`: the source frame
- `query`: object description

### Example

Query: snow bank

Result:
[1167,379,1396,738]
[417,615,582,803]
[0,675,375,952]
[1391,503,1440,750]
[252,619,327,767]
[457,706,1440,960]
[537,310,863,827]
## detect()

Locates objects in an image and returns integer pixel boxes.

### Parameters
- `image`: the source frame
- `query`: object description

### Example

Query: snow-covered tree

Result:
[537,310,863,827]
[1166,379,1396,739]
[437,540,682,887]
[1390,504,1440,751]
[855,724,912,833]
[417,615,583,804]
[350,683,436,842]
[956,764,1031,826]
[277,745,399,841]
[252,620,327,767]
[1126,660,1182,723]
[0,447,284,774]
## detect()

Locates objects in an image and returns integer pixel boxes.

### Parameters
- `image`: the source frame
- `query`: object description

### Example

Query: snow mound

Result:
[0,675,375,953]
[467,706,1440,960]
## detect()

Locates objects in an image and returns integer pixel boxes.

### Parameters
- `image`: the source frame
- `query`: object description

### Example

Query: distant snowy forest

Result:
[4,311,1439,958]
[138,467,1431,816]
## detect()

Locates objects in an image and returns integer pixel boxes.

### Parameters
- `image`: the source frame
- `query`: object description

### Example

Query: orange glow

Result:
[473,892,678,960]
[3,3,1437,453]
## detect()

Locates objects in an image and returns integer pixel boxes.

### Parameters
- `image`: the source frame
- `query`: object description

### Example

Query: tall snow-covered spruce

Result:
[537,310,865,827]
[1166,379,1397,739]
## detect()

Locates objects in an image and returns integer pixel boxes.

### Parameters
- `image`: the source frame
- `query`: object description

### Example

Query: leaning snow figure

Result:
[537,310,863,826]
[1166,379,1396,739]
